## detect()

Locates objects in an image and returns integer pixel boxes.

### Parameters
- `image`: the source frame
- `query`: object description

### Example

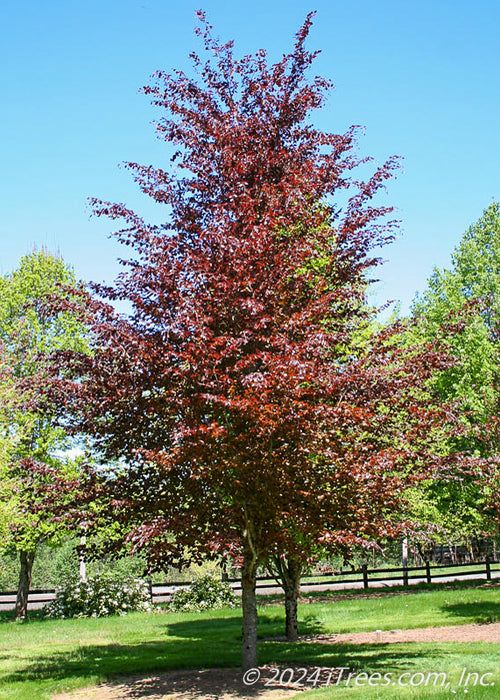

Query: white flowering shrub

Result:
[44,573,153,618]
[168,575,236,612]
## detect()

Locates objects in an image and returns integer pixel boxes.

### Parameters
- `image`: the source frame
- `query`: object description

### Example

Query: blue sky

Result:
[1,0,499,315]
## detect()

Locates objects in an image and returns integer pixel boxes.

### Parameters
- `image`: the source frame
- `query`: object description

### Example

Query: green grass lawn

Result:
[1,582,499,699]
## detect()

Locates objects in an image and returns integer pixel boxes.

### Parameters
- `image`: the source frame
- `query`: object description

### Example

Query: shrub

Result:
[44,573,153,618]
[0,553,19,591]
[168,574,236,612]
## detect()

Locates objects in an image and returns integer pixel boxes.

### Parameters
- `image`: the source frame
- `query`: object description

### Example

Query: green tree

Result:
[0,249,88,618]
[0,347,25,545]
[408,203,500,551]
[413,203,500,420]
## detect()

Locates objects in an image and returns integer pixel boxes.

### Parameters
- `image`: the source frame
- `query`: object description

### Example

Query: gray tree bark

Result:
[15,550,35,620]
[241,545,259,670]
[272,555,302,641]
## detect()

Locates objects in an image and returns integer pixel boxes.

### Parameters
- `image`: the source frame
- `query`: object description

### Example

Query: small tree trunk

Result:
[15,550,35,620]
[271,554,302,641]
[241,546,258,670]
[284,561,301,642]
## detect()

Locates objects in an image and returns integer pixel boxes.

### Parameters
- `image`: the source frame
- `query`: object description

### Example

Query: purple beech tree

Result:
[48,14,490,666]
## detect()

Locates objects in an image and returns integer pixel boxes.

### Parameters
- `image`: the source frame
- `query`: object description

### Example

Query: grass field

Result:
[0,581,499,699]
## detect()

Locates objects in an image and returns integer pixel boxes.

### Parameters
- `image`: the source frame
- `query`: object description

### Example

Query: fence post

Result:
[148,578,153,603]
[402,537,409,586]
[362,564,368,590]
[425,561,431,585]
[486,555,492,581]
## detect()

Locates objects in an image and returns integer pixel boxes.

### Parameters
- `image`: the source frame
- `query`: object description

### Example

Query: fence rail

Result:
[1,558,498,611]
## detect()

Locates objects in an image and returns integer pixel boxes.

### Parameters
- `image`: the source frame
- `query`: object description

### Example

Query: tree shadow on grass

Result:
[2,611,480,697]
[0,609,44,623]
[442,601,500,624]
[49,644,453,699]
[161,611,324,643]
[1,637,442,698]
[0,611,16,622]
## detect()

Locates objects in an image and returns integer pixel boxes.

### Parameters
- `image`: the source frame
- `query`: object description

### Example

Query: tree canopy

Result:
[412,202,500,423]
[407,203,500,549]
[49,14,491,666]
[0,249,88,618]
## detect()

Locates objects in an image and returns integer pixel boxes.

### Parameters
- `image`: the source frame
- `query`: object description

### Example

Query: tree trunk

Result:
[284,575,300,641]
[283,558,301,641]
[271,555,302,641]
[241,546,258,670]
[15,550,35,620]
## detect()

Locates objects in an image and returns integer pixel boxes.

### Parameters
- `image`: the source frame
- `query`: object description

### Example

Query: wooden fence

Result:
[1,558,498,611]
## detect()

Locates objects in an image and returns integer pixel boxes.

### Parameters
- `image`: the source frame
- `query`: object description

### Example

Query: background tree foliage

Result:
[0,347,26,545]
[0,249,89,618]
[412,202,500,422]
[406,203,500,551]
